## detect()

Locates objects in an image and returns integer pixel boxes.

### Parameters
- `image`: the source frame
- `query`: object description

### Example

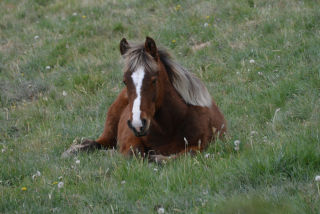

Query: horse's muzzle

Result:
[127,119,148,137]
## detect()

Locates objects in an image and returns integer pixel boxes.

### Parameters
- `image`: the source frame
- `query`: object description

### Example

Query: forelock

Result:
[123,43,158,73]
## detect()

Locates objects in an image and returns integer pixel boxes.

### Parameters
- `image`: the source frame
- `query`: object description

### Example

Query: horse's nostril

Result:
[142,119,147,126]
[141,119,147,131]
[127,120,132,129]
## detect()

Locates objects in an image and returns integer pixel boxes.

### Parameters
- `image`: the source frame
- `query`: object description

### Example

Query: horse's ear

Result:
[120,38,130,56]
[145,36,158,59]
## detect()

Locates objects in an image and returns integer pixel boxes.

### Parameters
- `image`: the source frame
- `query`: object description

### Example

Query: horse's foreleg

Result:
[95,88,128,148]
[61,138,102,158]
[118,137,146,158]
[149,145,202,163]
[149,154,177,163]
[62,89,128,158]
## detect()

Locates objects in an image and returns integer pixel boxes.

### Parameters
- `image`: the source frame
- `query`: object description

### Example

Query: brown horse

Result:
[63,37,226,162]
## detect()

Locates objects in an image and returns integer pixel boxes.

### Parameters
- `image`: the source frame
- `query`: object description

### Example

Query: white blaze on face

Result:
[131,67,145,130]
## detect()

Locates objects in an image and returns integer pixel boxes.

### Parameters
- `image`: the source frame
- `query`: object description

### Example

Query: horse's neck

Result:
[154,67,188,128]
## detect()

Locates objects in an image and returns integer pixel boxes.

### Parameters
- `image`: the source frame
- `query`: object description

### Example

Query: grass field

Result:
[1,0,320,213]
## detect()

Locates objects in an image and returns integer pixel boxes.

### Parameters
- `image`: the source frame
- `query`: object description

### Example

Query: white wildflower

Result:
[1,148,6,153]
[236,71,240,75]
[153,168,158,172]
[249,59,255,64]
[258,72,262,75]
[34,35,39,40]
[157,207,165,214]
[234,140,240,146]
[52,208,59,212]
[45,66,51,70]
[250,131,257,135]
[75,160,80,164]
[62,91,67,96]
[121,180,126,184]
[72,12,77,16]
[58,176,63,180]
[204,22,209,27]
[315,175,320,182]
[205,153,210,158]
[58,182,64,189]
[234,140,240,151]
[32,171,41,180]
[201,199,208,206]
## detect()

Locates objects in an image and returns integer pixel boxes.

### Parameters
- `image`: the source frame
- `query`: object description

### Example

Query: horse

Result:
[62,37,227,162]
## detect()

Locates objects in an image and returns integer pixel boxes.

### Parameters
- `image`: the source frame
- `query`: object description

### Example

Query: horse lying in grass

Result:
[62,37,226,162]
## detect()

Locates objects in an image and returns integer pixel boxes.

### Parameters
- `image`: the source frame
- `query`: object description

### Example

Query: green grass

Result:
[1,0,320,213]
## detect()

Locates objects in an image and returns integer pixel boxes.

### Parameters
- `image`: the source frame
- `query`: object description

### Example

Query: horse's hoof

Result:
[61,139,97,158]
[149,154,176,164]
[61,143,83,158]
[61,149,75,159]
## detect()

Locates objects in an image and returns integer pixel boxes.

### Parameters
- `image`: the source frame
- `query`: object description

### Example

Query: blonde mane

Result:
[123,44,212,107]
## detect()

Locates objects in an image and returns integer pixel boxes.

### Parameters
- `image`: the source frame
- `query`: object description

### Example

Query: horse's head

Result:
[120,37,162,137]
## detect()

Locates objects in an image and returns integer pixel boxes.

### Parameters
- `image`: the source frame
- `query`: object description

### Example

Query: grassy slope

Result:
[0,0,319,213]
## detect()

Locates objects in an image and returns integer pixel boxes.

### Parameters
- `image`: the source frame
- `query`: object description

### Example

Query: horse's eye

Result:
[151,77,157,84]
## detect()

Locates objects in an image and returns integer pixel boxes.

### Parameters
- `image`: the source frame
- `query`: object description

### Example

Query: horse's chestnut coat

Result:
[65,37,226,161]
